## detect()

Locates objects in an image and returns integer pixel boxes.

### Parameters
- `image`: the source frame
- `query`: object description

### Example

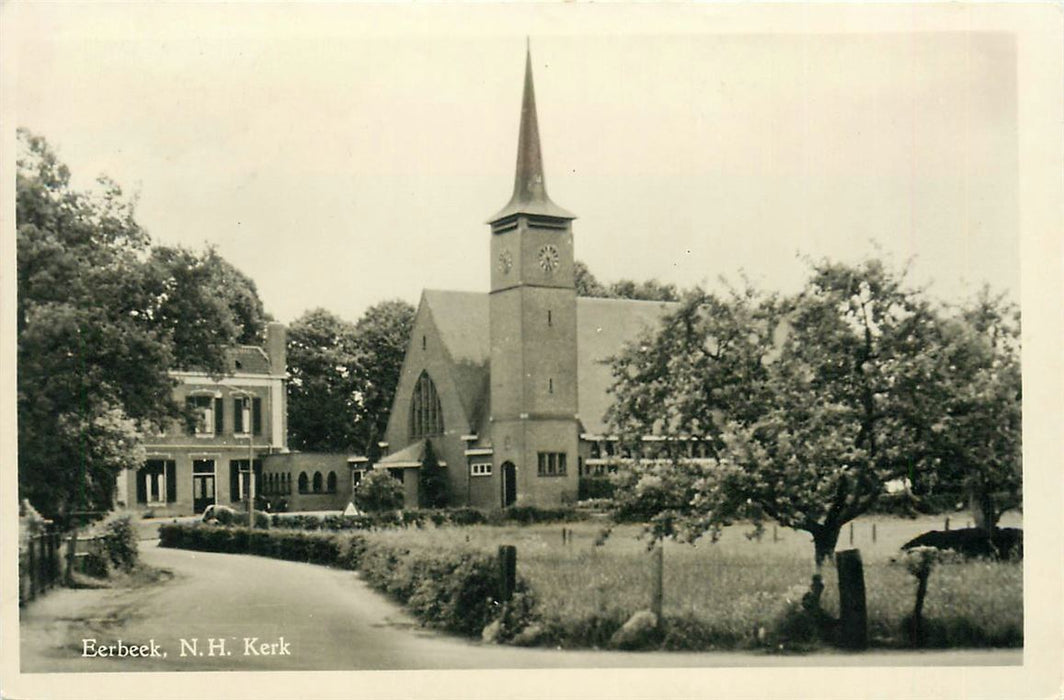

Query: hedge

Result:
[267,506,586,533]
[158,523,529,638]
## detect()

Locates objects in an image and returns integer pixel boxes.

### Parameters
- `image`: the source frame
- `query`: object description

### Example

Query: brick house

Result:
[117,323,291,516]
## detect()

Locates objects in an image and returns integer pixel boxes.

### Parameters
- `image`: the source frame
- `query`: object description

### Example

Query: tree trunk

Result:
[806,524,842,610]
[813,525,841,572]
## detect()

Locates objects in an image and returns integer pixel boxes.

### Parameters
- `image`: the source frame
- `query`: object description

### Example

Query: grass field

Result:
[360,512,1023,650]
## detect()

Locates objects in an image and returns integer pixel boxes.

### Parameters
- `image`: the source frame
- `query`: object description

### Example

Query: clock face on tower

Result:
[537,244,559,273]
[497,251,513,275]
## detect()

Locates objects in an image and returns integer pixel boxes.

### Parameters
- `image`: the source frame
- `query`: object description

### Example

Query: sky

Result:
[10,4,1020,325]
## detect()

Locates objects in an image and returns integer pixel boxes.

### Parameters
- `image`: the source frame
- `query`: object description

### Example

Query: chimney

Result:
[266,322,287,375]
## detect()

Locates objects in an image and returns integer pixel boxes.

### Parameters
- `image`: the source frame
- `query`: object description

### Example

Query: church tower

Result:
[487,46,579,507]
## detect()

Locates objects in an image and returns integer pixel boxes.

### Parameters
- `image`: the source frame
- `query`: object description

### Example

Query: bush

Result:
[487,506,584,525]
[97,515,138,571]
[157,523,526,639]
[578,477,615,501]
[354,469,404,512]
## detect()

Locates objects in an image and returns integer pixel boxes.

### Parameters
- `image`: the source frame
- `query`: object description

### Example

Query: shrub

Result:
[157,523,522,639]
[487,506,583,525]
[578,477,614,501]
[97,515,138,571]
[354,469,404,512]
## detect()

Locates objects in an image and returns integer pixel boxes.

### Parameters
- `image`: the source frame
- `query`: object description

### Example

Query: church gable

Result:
[384,291,488,451]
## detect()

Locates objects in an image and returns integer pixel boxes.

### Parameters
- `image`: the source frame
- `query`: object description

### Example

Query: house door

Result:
[501,461,517,507]
[192,459,216,514]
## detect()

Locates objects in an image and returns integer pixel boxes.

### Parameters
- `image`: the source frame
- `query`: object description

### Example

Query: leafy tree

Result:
[923,288,1021,532]
[418,440,449,508]
[354,468,405,512]
[608,278,680,302]
[574,260,681,301]
[607,259,952,576]
[145,245,269,374]
[17,129,268,523]
[353,299,415,446]
[286,308,364,452]
[574,260,610,297]
[285,300,414,453]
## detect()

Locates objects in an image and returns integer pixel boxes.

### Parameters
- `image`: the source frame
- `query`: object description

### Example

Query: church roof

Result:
[420,289,676,436]
[488,46,575,223]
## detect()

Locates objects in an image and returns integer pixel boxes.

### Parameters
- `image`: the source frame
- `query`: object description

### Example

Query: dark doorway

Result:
[501,461,517,507]
[192,459,215,514]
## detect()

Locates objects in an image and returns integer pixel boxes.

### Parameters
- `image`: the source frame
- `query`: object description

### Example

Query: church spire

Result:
[489,43,575,223]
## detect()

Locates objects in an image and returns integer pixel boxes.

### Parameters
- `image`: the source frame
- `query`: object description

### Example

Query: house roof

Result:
[226,346,273,375]
[418,290,676,437]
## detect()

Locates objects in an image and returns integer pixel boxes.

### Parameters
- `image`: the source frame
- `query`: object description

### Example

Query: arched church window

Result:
[326,471,337,493]
[409,371,444,438]
[312,471,323,493]
[298,472,309,494]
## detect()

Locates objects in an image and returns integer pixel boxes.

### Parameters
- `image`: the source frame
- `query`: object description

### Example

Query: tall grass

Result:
[359,513,1023,650]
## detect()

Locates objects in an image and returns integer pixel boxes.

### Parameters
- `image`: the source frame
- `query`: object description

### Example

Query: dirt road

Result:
[19,542,1021,672]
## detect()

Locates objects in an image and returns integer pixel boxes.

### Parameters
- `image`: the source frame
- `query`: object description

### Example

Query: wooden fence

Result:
[19,531,62,605]
[19,531,106,606]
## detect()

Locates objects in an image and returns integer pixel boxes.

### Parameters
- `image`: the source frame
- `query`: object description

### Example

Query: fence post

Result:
[497,545,516,603]
[773,525,778,543]
[650,542,664,619]
[65,533,77,584]
[849,522,854,545]
[944,516,950,531]
[28,537,38,600]
[836,549,868,650]
[871,523,877,543]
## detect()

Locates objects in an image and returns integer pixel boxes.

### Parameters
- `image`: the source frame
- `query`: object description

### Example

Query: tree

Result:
[145,245,269,375]
[574,260,610,297]
[354,469,405,512]
[607,259,949,575]
[418,440,449,508]
[285,300,414,454]
[352,299,415,447]
[17,129,269,523]
[286,308,364,452]
[574,260,681,301]
[923,288,1021,532]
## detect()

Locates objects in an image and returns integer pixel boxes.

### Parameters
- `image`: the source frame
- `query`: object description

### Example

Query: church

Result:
[379,49,679,509]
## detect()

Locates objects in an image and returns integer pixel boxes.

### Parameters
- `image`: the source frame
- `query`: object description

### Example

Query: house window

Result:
[137,460,176,504]
[326,471,337,493]
[547,309,552,327]
[470,462,492,477]
[409,371,443,439]
[188,395,222,437]
[548,378,554,394]
[352,470,364,490]
[422,335,427,350]
[229,459,262,502]
[537,452,567,477]
[297,472,309,494]
[388,468,405,483]
[232,397,262,436]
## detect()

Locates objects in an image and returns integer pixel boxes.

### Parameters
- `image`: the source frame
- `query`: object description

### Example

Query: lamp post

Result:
[243,396,255,526]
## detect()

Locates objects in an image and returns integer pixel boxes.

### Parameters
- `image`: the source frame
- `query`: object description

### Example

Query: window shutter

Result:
[252,398,263,436]
[253,460,262,495]
[214,398,224,434]
[230,462,240,502]
[136,469,147,504]
[166,461,177,502]
[233,398,244,434]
